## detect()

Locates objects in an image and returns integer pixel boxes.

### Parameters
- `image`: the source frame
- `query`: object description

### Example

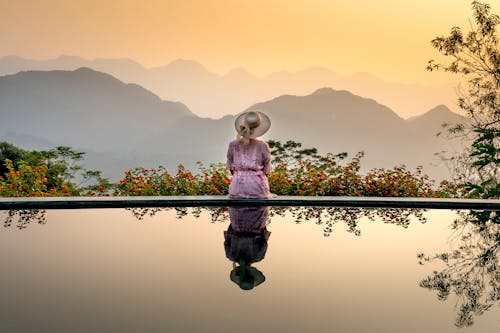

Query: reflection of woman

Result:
[226,111,276,198]
[224,206,270,290]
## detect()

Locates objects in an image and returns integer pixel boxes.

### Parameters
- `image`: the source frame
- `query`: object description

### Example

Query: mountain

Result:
[244,88,465,179]
[0,68,196,173]
[0,55,457,119]
[407,104,466,133]
[0,68,466,181]
[249,87,406,153]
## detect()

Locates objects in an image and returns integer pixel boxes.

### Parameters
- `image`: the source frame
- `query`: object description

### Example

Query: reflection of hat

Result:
[225,229,270,290]
[234,111,271,139]
[230,264,266,290]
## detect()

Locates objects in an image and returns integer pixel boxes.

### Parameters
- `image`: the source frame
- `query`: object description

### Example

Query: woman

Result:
[226,111,275,198]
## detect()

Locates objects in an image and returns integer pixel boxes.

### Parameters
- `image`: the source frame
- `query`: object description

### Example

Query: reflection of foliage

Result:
[270,207,426,237]
[418,210,499,328]
[3,209,47,230]
[126,206,231,223]
[126,206,427,237]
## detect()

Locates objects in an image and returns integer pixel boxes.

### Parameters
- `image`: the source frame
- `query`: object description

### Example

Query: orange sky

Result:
[0,0,499,84]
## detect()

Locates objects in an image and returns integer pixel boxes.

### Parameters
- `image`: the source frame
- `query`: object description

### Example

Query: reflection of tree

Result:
[126,206,229,222]
[127,206,427,236]
[2,209,46,229]
[269,207,426,236]
[418,210,499,328]
[2,206,427,234]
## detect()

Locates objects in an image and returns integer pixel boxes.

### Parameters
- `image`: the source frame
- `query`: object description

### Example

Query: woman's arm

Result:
[226,141,234,174]
[262,142,272,175]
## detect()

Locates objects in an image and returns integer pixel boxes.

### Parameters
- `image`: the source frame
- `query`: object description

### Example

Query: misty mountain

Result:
[407,104,466,134]
[0,68,465,181]
[0,67,194,150]
[246,88,466,180]
[0,55,457,119]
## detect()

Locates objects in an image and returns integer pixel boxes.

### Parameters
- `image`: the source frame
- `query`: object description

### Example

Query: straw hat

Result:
[230,264,266,290]
[234,111,271,139]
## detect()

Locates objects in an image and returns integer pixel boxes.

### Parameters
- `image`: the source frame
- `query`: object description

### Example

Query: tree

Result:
[427,1,499,198]
[0,142,26,176]
[0,142,110,196]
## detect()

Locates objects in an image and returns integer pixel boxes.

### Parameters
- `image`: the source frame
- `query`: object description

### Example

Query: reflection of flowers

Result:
[3,209,46,229]
[3,206,428,236]
[127,206,427,237]
[418,210,499,328]
[270,207,426,237]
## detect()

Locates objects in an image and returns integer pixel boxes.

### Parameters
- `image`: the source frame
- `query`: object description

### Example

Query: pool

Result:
[0,207,498,332]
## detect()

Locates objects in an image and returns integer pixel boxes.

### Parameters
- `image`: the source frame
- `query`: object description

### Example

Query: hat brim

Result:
[230,266,266,289]
[234,111,271,138]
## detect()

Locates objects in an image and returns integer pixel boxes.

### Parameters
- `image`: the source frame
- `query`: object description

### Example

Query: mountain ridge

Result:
[0,55,458,119]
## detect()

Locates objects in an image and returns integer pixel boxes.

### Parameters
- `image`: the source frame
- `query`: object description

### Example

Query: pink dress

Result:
[226,138,275,198]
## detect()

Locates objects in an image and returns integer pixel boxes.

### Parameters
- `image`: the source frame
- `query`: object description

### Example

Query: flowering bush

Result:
[115,142,466,198]
[116,163,231,196]
[0,143,112,197]
[1,140,467,198]
[0,159,71,196]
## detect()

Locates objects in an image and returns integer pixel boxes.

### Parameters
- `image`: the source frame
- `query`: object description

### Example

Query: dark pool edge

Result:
[0,196,499,210]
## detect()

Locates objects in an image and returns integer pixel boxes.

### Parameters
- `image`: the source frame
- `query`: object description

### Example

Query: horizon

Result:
[0,53,458,88]
[0,62,461,120]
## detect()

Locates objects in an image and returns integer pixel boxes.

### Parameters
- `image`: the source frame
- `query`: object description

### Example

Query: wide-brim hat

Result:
[234,111,271,138]
[230,265,266,290]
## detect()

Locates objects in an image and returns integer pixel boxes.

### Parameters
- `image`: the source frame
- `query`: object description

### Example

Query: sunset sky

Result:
[0,0,499,85]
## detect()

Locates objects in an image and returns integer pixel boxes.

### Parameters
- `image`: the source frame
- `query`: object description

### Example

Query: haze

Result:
[1,0,498,85]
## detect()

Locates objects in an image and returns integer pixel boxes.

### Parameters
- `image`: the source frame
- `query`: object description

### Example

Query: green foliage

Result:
[0,142,111,197]
[267,139,347,169]
[0,142,26,176]
[470,129,500,169]
[428,1,499,198]
[464,128,500,198]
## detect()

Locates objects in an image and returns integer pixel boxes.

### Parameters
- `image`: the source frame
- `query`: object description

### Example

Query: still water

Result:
[0,207,498,333]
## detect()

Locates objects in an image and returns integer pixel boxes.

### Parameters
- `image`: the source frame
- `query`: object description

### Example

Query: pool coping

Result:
[0,196,499,210]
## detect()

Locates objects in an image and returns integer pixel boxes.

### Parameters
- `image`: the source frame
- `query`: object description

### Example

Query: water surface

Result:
[0,207,498,333]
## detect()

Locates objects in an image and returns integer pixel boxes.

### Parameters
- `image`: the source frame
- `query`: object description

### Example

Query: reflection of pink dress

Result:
[225,207,270,263]
[228,206,269,232]
[226,138,275,198]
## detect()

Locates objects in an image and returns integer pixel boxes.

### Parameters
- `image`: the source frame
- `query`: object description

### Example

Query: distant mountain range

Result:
[0,55,458,119]
[0,68,465,181]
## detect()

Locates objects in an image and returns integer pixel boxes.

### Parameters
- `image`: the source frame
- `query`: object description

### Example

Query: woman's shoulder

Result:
[252,138,268,146]
[229,138,268,149]
[254,139,270,150]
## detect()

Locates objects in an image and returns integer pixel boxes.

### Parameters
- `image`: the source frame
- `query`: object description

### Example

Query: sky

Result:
[0,0,499,85]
